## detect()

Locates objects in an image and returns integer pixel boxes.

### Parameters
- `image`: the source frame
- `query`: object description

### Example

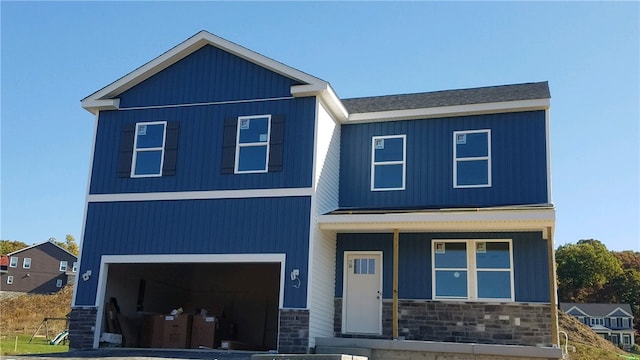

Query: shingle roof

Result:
[560,303,634,317]
[342,81,550,114]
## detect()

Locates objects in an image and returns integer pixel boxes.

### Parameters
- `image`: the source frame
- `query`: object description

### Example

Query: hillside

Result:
[559,310,637,360]
[0,285,73,337]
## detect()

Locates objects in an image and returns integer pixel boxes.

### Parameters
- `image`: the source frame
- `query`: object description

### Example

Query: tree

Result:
[0,240,28,254]
[556,239,623,302]
[53,234,79,256]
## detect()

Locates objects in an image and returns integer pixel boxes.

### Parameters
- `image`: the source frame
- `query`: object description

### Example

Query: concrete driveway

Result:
[2,349,261,360]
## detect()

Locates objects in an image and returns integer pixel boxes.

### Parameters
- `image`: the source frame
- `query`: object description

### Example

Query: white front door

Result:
[343,251,382,334]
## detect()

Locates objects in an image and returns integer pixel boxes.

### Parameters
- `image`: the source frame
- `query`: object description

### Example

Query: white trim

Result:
[131,121,167,178]
[371,135,406,191]
[565,305,589,317]
[318,207,556,232]
[346,99,550,124]
[605,307,634,318]
[82,31,330,114]
[7,275,14,285]
[60,261,68,272]
[432,239,514,302]
[7,240,77,258]
[453,129,491,188]
[87,187,314,203]
[235,115,271,174]
[72,261,78,272]
[9,256,18,268]
[23,257,31,269]
[545,108,553,203]
[121,96,294,111]
[342,251,383,335]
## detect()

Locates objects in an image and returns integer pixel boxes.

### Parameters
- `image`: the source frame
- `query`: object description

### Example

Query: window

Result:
[72,262,78,272]
[590,318,604,326]
[60,261,68,272]
[9,257,18,268]
[453,129,491,188]
[433,240,513,301]
[7,276,14,285]
[354,258,377,275]
[371,135,406,191]
[235,115,271,173]
[611,334,619,345]
[56,279,63,288]
[23,258,31,269]
[132,121,167,177]
[622,334,631,345]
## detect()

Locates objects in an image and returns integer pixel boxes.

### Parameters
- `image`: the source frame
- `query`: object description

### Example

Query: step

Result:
[252,354,367,360]
[315,346,372,358]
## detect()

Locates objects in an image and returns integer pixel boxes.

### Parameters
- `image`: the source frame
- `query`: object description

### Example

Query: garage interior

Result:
[102,262,281,351]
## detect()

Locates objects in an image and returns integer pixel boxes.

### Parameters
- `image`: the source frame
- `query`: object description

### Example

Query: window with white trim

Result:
[590,317,604,326]
[622,334,631,345]
[9,256,18,268]
[235,115,270,173]
[132,121,167,177]
[432,240,513,301]
[23,257,31,269]
[56,279,63,288]
[7,276,14,284]
[72,261,78,272]
[60,261,68,272]
[453,129,491,188]
[371,135,406,191]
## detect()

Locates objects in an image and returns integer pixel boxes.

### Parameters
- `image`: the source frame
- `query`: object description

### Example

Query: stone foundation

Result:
[335,299,553,347]
[279,308,310,353]
[68,306,98,350]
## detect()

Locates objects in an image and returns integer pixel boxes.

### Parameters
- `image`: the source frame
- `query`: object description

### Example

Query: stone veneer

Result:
[68,306,98,350]
[335,299,553,347]
[279,309,310,353]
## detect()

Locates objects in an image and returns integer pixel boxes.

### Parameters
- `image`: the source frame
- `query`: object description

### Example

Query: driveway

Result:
[2,349,262,360]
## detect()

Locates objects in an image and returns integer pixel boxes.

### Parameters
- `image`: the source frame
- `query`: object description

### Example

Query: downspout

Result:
[546,226,559,347]
[393,229,399,340]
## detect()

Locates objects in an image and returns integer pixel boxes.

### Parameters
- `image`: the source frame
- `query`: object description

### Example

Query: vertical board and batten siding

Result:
[90,97,316,194]
[339,111,548,209]
[75,197,311,308]
[335,232,549,302]
[117,45,299,108]
[307,102,341,346]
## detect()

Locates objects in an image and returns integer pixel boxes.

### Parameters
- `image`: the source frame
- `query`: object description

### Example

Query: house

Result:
[71,31,559,359]
[0,240,77,293]
[561,303,636,350]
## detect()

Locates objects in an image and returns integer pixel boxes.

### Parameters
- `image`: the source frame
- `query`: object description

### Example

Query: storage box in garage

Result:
[190,315,217,349]
[142,314,191,348]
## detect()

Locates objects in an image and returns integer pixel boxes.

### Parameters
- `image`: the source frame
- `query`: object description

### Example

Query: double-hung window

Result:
[235,115,270,173]
[453,129,491,188]
[72,261,78,272]
[590,317,604,326]
[60,261,68,272]
[371,135,406,191]
[23,257,31,269]
[433,240,513,301]
[56,279,63,288]
[132,121,167,177]
[9,256,18,268]
[7,276,13,285]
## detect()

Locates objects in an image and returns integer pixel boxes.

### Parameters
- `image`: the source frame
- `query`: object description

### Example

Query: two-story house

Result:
[1,240,77,293]
[561,303,636,350]
[71,31,559,359]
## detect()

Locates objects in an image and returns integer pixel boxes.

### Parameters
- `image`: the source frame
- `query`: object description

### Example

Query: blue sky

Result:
[1,2,638,251]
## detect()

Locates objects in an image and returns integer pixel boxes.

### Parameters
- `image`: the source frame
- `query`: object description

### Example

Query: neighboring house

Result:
[0,240,77,294]
[561,303,636,350]
[71,31,558,358]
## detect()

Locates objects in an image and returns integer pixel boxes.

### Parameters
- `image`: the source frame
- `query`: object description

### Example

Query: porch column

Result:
[393,229,399,340]
[546,226,559,346]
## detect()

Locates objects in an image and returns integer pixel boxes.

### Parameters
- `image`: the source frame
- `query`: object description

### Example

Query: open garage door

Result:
[99,261,281,351]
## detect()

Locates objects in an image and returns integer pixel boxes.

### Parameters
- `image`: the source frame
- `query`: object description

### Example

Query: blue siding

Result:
[90,97,316,194]
[118,45,299,108]
[75,197,311,308]
[335,231,549,302]
[339,111,548,209]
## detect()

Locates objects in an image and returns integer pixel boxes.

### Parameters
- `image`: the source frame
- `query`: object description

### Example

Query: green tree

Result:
[53,234,79,256]
[556,239,623,302]
[0,240,28,254]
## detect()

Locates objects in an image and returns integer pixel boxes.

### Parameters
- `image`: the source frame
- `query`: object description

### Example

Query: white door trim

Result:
[342,251,383,335]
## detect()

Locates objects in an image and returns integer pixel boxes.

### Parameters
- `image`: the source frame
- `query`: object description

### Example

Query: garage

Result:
[97,258,282,351]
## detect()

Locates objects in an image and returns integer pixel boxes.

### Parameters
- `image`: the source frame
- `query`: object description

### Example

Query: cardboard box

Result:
[141,314,191,348]
[190,316,217,349]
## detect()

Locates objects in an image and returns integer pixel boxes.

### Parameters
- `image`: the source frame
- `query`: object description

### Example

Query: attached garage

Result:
[94,254,284,351]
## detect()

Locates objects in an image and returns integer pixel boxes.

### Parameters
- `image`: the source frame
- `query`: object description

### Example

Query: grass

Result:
[0,334,69,356]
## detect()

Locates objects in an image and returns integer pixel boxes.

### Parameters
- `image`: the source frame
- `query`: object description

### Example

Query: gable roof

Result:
[82,30,347,121]
[560,303,634,318]
[7,240,77,259]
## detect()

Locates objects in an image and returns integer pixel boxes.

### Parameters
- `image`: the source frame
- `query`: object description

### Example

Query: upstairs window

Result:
[453,129,491,188]
[590,317,604,326]
[72,261,78,272]
[23,257,31,269]
[60,261,68,272]
[132,122,167,177]
[371,135,406,191]
[9,256,18,268]
[235,115,271,173]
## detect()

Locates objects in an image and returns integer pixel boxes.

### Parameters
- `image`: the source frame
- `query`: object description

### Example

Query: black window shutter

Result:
[162,121,179,176]
[268,114,285,172]
[221,117,238,174]
[118,123,136,178]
